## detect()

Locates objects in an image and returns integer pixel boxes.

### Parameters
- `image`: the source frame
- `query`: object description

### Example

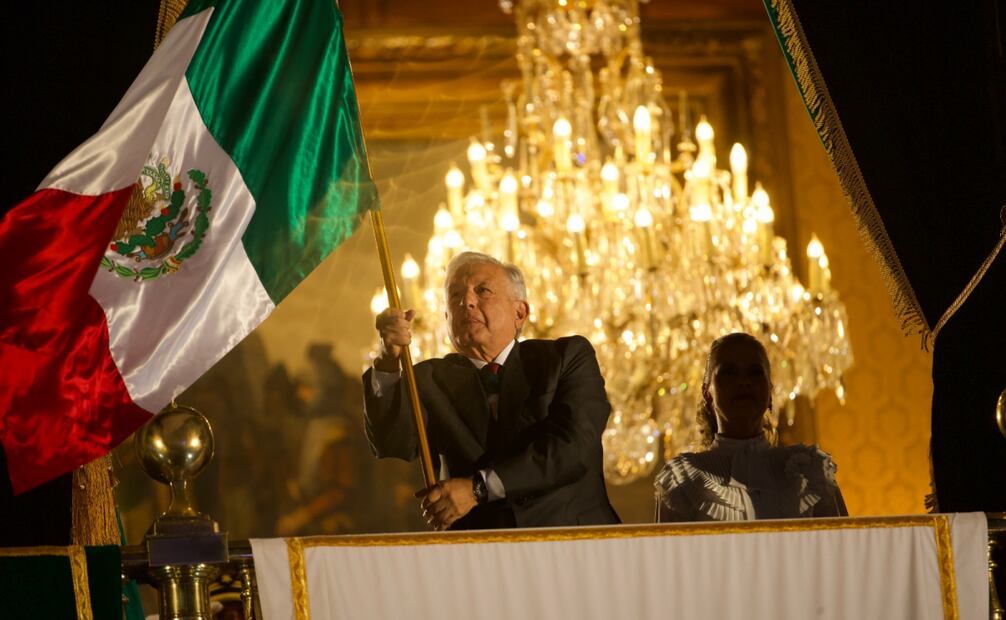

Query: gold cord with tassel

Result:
[71,455,119,546]
[154,0,190,49]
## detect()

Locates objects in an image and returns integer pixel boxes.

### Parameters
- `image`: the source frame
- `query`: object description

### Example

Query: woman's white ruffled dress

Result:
[654,435,848,521]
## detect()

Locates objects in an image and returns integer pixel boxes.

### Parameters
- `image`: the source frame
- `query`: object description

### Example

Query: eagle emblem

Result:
[102,157,212,281]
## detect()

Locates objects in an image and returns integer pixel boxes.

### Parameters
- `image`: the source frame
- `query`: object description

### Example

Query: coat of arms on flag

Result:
[102,157,212,281]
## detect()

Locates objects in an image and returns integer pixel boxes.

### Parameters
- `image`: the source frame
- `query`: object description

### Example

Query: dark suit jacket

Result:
[363,335,620,529]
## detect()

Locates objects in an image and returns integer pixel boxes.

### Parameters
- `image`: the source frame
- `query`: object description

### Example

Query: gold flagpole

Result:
[341,15,437,487]
[368,208,438,488]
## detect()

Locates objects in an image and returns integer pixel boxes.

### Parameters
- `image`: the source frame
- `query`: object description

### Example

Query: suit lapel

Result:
[433,353,491,448]
[491,341,531,455]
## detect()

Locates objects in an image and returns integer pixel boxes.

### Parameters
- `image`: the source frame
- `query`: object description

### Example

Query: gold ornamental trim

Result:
[67,546,94,620]
[284,516,959,619]
[286,537,310,620]
[0,526,953,620]
[293,515,939,546]
[767,0,932,347]
[0,545,72,557]
[0,545,93,620]
[933,515,960,620]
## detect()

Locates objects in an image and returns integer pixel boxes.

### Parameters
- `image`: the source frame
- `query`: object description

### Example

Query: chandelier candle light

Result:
[373,0,853,484]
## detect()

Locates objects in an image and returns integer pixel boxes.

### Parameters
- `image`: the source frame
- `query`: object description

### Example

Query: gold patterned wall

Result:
[779,71,932,516]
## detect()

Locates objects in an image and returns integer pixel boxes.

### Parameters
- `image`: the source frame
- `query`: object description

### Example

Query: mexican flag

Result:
[0,0,377,493]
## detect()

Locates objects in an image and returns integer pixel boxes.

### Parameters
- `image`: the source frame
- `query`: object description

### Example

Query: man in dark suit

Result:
[364,251,620,530]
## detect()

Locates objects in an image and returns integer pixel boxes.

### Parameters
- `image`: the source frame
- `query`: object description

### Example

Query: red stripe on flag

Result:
[1,187,151,494]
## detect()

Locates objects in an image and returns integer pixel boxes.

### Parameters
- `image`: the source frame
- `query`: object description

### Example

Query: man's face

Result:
[445,261,528,360]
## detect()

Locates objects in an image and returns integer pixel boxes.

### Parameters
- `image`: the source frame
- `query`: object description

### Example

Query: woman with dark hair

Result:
[655,333,848,522]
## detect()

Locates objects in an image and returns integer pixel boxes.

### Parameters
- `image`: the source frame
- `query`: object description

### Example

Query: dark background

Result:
[2,1,161,214]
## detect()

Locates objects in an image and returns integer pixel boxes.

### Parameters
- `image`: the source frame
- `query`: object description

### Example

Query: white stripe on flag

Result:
[90,75,274,412]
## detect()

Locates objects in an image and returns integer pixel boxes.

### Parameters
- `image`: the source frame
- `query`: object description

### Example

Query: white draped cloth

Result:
[655,435,847,521]
[251,513,989,620]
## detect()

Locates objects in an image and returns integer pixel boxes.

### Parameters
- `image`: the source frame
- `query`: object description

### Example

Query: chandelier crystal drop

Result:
[373,0,853,484]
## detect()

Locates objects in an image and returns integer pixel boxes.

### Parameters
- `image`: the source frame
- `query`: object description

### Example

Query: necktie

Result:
[478,362,503,395]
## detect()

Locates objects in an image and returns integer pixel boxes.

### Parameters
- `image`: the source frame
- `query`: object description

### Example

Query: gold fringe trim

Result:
[71,455,118,547]
[933,515,960,620]
[154,0,190,49]
[768,0,932,347]
[931,223,1006,343]
[286,537,311,620]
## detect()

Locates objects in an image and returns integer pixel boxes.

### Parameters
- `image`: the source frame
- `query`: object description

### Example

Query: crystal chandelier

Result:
[371,0,853,484]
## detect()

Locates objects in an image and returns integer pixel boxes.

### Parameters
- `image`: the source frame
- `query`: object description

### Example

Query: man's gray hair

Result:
[445,251,527,301]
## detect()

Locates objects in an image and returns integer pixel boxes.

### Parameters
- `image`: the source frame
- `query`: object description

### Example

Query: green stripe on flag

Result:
[182,0,377,302]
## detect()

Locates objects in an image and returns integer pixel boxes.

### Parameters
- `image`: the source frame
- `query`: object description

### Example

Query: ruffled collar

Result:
[710,434,771,453]
[706,434,773,496]
[656,440,841,520]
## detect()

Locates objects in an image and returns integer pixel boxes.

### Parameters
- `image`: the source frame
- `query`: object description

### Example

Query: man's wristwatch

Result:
[471,473,489,504]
